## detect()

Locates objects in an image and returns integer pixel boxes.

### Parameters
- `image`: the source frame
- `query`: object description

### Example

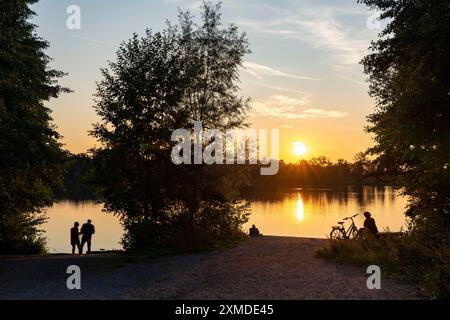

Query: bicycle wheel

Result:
[330,228,345,240]
[349,227,359,239]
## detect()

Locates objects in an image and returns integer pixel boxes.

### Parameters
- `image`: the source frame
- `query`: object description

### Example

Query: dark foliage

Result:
[91,2,250,251]
[0,0,69,254]
[248,154,385,191]
[56,154,97,200]
[321,0,450,299]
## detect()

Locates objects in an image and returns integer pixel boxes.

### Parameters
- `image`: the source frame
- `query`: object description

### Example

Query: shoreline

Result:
[0,236,420,300]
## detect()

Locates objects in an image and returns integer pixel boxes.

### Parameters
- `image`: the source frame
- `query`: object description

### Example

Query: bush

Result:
[316,234,401,273]
[0,212,48,255]
[120,201,249,252]
[316,231,450,299]
[0,236,47,255]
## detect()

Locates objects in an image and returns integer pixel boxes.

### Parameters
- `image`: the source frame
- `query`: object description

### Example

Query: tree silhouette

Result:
[361,0,450,224]
[0,0,69,254]
[91,2,250,250]
[360,0,450,296]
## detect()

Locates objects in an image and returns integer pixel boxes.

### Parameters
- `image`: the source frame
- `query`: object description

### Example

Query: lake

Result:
[43,186,408,253]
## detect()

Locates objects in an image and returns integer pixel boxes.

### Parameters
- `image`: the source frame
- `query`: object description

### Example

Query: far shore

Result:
[0,236,420,300]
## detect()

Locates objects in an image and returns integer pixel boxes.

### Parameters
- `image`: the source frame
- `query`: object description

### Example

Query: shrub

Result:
[317,231,450,299]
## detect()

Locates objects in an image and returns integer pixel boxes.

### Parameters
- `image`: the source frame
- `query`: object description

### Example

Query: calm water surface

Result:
[44,186,408,253]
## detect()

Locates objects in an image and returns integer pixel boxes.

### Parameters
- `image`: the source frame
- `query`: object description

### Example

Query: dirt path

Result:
[0,236,419,300]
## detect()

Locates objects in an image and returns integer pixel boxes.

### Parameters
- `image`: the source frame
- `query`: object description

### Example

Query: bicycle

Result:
[329,214,360,239]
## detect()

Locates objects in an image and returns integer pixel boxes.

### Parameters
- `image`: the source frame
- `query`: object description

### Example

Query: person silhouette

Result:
[70,222,81,254]
[80,219,95,254]
[363,211,379,236]
[249,224,261,237]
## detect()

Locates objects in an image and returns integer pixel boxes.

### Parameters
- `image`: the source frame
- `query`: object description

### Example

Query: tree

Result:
[361,0,450,221]
[0,0,69,253]
[171,2,251,244]
[56,154,97,200]
[360,0,450,296]
[309,156,332,167]
[91,2,250,250]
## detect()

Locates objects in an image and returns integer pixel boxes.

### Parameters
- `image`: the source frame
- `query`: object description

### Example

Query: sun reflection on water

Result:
[297,193,304,222]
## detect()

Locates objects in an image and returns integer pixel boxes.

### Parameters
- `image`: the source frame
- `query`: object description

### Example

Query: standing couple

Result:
[70,219,96,254]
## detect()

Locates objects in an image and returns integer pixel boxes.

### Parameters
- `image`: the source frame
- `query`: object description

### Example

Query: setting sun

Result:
[293,142,308,156]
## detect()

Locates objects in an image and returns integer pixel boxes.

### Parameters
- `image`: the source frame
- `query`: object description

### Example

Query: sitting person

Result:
[363,211,379,236]
[249,224,261,237]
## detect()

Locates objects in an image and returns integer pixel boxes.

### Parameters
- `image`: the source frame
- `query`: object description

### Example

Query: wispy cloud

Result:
[302,108,348,118]
[65,33,114,46]
[40,27,114,46]
[234,2,370,66]
[161,0,202,10]
[244,80,309,95]
[242,61,319,81]
[251,95,347,120]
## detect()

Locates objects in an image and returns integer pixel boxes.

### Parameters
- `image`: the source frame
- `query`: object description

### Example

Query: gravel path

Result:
[0,236,420,300]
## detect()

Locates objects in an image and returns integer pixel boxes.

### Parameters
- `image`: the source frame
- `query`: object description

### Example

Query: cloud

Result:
[332,64,368,86]
[161,0,202,10]
[65,33,114,46]
[242,61,319,81]
[303,108,348,118]
[163,1,370,66]
[251,95,347,120]
[234,2,371,66]
[245,80,309,95]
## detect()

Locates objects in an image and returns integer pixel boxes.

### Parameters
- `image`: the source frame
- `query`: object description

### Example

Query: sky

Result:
[32,0,383,163]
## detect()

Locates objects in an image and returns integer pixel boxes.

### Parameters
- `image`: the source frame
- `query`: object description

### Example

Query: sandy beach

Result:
[0,236,419,300]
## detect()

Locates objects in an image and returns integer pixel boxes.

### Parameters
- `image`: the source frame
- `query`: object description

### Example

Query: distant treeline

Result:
[58,153,386,200]
[246,154,386,191]
[56,154,97,200]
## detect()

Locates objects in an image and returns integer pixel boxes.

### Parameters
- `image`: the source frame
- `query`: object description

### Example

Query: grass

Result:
[316,232,450,299]
[316,234,407,279]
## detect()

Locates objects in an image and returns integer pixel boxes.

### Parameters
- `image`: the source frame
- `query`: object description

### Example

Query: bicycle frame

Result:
[344,218,357,238]
[330,214,359,239]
